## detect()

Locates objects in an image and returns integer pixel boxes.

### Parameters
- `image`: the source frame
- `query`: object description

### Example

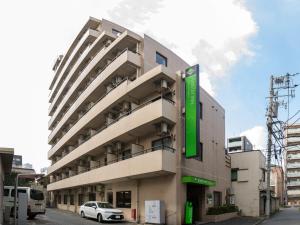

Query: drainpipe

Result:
[136,180,140,223]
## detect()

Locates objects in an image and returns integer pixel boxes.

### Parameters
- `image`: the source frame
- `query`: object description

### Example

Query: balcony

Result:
[287,172,300,178]
[49,28,101,104]
[48,66,175,155]
[287,154,300,161]
[47,147,176,191]
[49,30,116,117]
[287,163,300,169]
[48,49,142,144]
[47,97,177,173]
[287,181,300,187]
[49,17,101,91]
[286,146,300,152]
[49,30,141,119]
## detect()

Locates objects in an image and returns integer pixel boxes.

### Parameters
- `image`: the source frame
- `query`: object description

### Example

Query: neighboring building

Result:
[12,154,22,167]
[0,147,14,225]
[270,165,284,205]
[285,123,300,206]
[227,136,253,153]
[12,166,35,175]
[23,163,33,169]
[230,150,278,217]
[46,17,230,224]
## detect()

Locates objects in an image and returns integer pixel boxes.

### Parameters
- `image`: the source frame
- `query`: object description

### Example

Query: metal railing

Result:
[51,145,175,183]
[50,95,174,164]
[49,48,139,139]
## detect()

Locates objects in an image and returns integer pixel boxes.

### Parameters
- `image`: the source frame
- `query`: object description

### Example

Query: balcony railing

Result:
[49,48,138,133]
[287,181,300,186]
[287,173,300,177]
[287,164,300,169]
[50,96,174,163]
[51,145,175,183]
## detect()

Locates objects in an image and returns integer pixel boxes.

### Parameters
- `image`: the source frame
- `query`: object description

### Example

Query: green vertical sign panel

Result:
[185,64,200,158]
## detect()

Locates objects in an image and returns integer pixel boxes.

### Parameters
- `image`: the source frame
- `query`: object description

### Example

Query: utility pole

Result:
[266,75,274,217]
[265,73,298,216]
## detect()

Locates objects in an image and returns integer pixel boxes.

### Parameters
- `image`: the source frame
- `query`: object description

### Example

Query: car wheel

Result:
[97,213,103,223]
[81,211,85,218]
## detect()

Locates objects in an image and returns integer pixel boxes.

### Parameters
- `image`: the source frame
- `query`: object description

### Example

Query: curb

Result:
[253,217,266,225]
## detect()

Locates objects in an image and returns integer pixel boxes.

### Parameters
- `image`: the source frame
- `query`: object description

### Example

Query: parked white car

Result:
[79,201,124,222]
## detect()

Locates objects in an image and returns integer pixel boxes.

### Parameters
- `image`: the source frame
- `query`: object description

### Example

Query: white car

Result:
[79,201,124,222]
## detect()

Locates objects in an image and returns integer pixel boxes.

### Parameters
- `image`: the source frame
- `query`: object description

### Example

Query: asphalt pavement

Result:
[260,207,300,225]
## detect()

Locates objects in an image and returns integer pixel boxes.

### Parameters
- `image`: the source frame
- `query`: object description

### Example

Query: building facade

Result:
[230,150,271,217]
[270,165,284,205]
[0,147,14,225]
[285,124,300,206]
[47,17,230,224]
[227,136,253,153]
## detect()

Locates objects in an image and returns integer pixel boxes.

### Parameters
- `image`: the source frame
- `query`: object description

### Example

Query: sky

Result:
[0,0,299,172]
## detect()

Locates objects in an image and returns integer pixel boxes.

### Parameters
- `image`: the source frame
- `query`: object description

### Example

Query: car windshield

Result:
[97,202,114,208]
[30,189,44,200]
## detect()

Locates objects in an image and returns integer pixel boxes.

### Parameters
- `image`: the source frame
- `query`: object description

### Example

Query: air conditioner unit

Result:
[105,39,112,47]
[87,128,96,136]
[115,141,123,151]
[87,186,92,193]
[96,184,104,192]
[161,122,168,135]
[122,101,130,112]
[161,79,168,90]
[106,59,112,66]
[106,145,114,154]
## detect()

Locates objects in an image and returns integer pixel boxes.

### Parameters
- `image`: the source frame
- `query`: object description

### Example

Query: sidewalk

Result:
[203,216,264,225]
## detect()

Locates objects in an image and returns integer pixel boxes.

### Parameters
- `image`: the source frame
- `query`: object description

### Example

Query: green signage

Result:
[181,176,216,187]
[185,65,200,158]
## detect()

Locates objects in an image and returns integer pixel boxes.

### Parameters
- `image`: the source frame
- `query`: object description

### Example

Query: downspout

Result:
[136,180,140,223]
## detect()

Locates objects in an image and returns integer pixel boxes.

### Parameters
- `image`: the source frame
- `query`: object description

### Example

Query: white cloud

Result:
[240,126,267,150]
[108,0,258,96]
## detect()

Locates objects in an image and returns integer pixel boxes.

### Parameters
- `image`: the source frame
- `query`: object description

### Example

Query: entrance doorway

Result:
[186,184,205,223]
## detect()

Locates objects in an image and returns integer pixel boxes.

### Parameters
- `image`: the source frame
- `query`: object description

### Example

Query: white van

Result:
[4,186,46,219]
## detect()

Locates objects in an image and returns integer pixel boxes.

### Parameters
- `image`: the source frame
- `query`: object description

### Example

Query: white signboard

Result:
[145,200,165,224]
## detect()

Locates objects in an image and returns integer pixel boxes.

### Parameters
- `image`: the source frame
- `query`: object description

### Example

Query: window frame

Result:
[231,168,238,182]
[63,194,68,204]
[156,52,168,67]
[116,191,131,208]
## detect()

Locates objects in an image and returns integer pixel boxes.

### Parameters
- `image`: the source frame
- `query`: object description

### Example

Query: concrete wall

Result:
[0,157,3,225]
[230,151,266,217]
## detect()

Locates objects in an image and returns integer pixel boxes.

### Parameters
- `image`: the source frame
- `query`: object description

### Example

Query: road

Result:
[24,208,132,225]
[261,207,300,225]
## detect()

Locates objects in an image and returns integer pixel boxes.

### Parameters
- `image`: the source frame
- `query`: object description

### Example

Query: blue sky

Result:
[217,0,300,147]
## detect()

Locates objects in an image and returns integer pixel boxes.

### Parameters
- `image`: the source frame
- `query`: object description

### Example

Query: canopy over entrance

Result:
[181,176,216,187]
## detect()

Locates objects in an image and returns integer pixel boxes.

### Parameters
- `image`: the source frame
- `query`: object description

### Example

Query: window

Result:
[78,194,83,206]
[213,191,222,207]
[116,191,131,208]
[4,188,9,196]
[156,52,167,67]
[89,193,96,201]
[112,28,121,36]
[122,149,132,160]
[30,189,44,200]
[231,169,238,181]
[199,102,203,120]
[64,195,68,204]
[57,194,61,204]
[11,189,27,198]
[152,137,172,150]
[70,195,74,205]
[262,169,266,182]
[229,137,241,143]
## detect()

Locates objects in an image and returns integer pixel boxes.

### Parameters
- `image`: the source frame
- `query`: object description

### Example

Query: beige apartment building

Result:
[47,17,230,224]
[285,124,300,206]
